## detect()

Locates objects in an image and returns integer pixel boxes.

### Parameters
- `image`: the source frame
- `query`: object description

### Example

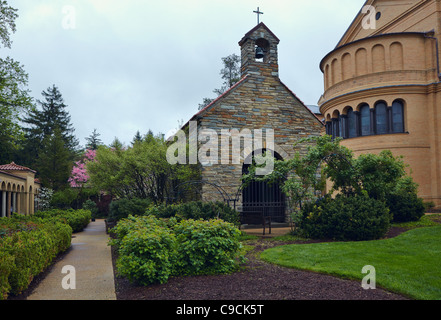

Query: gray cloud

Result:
[4,0,365,146]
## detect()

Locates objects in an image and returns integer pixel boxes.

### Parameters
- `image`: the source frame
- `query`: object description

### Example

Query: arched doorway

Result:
[242,149,286,223]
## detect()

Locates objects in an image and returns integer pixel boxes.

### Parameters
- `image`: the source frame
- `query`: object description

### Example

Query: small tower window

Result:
[255,38,270,62]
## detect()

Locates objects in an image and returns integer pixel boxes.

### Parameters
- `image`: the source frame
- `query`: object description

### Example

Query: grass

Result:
[260,221,441,300]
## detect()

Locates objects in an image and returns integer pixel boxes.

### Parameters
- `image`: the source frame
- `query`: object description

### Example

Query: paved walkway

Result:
[243,226,292,238]
[27,219,116,300]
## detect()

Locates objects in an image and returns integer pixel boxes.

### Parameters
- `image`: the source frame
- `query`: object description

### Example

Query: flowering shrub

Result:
[68,149,96,188]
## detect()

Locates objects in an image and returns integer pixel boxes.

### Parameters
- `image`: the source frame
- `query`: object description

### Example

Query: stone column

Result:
[1,191,5,218]
[12,192,16,214]
[6,191,11,218]
[24,192,29,216]
[16,192,21,215]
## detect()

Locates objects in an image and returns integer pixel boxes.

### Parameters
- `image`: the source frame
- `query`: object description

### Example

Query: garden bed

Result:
[112,226,409,300]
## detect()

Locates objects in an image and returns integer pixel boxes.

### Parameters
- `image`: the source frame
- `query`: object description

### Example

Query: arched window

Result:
[392,100,404,133]
[347,108,357,138]
[360,104,371,136]
[331,111,340,139]
[375,102,388,134]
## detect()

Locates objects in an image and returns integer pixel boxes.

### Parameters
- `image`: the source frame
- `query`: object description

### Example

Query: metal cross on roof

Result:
[253,7,264,24]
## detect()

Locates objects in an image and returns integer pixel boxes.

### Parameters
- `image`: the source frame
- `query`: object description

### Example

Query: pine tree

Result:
[21,85,79,166]
[85,128,103,150]
[35,127,72,190]
[131,130,143,146]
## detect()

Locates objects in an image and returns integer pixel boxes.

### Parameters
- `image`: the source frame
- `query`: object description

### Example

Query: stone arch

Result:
[372,44,386,72]
[331,58,341,85]
[325,64,331,88]
[355,47,368,76]
[341,52,352,80]
[242,149,286,223]
[390,42,404,70]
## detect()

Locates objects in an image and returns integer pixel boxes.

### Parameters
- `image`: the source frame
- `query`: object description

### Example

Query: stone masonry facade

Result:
[183,23,324,216]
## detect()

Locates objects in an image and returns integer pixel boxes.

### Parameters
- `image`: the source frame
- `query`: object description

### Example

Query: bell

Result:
[255,46,264,59]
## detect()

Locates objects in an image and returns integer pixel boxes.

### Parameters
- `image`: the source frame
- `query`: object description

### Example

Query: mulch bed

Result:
[112,226,410,300]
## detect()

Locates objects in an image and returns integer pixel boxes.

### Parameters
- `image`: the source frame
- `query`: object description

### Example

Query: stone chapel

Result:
[178,23,324,223]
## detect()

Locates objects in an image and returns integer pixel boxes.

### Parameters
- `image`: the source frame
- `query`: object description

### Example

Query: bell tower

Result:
[238,23,280,78]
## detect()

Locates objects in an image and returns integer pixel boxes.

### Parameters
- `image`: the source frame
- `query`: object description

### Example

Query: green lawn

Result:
[260,225,441,300]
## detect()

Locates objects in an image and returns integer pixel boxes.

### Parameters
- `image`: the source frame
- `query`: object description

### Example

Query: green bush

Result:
[0,216,72,299]
[299,195,391,241]
[0,251,13,300]
[387,192,425,223]
[173,219,243,276]
[110,215,243,285]
[114,218,176,286]
[146,201,240,226]
[108,198,152,222]
[83,199,99,219]
[35,209,91,233]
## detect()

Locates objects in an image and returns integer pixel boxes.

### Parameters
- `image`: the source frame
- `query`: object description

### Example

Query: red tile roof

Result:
[0,162,36,173]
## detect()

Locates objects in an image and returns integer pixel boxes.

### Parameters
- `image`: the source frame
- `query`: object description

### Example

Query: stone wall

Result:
[197,71,324,208]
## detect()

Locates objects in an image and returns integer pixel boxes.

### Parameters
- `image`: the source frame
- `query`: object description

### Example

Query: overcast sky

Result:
[4,0,366,147]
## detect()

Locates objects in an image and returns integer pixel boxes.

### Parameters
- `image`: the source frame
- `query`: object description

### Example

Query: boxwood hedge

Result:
[0,216,73,299]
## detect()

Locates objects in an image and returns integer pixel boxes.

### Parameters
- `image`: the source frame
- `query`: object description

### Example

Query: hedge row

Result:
[107,199,240,226]
[35,209,91,233]
[110,216,243,286]
[146,201,240,226]
[0,216,73,299]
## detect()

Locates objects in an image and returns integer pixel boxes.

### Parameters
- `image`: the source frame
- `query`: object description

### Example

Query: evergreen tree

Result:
[131,130,143,146]
[21,85,79,166]
[198,53,240,110]
[85,128,103,150]
[35,127,72,190]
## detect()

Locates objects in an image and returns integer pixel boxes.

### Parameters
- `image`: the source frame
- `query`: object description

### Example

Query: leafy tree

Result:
[35,127,72,190]
[244,135,423,230]
[85,129,103,150]
[0,1,18,49]
[88,133,199,203]
[0,2,33,164]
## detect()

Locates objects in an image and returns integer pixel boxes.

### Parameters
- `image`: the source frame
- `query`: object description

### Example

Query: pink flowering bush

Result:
[69,149,96,188]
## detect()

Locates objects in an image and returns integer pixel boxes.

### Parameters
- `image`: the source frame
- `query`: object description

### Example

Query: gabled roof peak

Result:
[239,22,280,46]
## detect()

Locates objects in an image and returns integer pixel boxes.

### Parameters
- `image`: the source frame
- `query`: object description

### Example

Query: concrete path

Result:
[27,219,116,300]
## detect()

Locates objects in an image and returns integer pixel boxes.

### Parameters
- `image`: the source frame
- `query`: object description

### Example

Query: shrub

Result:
[387,192,425,223]
[0,251,13,300]
[146,201,240,226]
[0,216,72,299]
[299,195,391,241]
[35,209,91,233]
[173,219,243,276]
[115,221,176,286]
[108,198,152,222]
[110,216,243,285]
[83,199,99,219]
